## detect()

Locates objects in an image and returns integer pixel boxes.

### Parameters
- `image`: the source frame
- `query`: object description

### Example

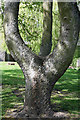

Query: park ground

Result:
[0,62,80,119]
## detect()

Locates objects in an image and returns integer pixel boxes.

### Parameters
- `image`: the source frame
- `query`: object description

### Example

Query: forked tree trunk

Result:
[4,1,80,118]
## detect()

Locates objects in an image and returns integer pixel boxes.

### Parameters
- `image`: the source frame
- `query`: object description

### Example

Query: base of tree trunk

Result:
[17,111,70,119]
[4,107,70,119]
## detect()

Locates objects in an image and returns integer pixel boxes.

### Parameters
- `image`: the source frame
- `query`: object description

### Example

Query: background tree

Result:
[3,1,80,118]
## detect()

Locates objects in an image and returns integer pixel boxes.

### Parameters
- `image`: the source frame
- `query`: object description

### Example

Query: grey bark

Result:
[4,1,80,118]
[39,2,53,57]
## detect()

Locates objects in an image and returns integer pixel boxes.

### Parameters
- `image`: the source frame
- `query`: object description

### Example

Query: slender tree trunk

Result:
[39,2,53,57]
[4,1,80,118]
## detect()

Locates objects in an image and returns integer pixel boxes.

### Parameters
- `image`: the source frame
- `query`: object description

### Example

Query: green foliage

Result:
[0,1,9,53]
[74,46,80,58]
[0,0,4,32]
[71,58,78,68]
[0,1,60,54]
[52,1,60,51]
[18,2,43,54]
[71,46,80,68]
[18,2,60,54]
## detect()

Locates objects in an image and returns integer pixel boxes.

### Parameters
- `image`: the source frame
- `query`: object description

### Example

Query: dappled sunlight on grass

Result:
[1,62,80,118]
[51,69,80,118]
[0,62,25,116]
[54,69,79,92]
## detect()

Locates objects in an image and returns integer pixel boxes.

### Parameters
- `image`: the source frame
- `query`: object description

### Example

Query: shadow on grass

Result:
[2,68,80,118]
[2,69,25,116]
[54,69,79,92]
[2,69,25,86]
[51,69,80,116]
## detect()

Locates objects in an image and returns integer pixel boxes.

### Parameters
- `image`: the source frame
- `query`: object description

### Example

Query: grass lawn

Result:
[0,62,80,119]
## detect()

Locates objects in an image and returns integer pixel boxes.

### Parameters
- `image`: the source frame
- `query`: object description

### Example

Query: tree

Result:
[4,1,80,118]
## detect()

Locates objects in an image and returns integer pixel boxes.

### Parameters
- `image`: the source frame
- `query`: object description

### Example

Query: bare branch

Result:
[4,2,41,67]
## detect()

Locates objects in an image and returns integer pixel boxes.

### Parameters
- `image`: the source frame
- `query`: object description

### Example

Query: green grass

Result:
[51,69,80,118]
[0,62,80,118]
[0,62,25,116]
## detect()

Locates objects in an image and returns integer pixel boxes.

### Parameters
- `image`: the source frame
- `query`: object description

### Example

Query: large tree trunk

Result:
[4,1,80,118]
[24,70,52,117]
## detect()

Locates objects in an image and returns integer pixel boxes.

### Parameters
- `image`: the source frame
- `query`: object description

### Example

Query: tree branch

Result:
[39,2,53,57]
[44,2,80,90]
[4,1,41,68]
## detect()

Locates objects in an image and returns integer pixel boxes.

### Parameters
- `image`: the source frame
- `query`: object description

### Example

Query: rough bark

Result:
[4,1,80,118]
[44,2,80,92]
[39,2,53,57]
